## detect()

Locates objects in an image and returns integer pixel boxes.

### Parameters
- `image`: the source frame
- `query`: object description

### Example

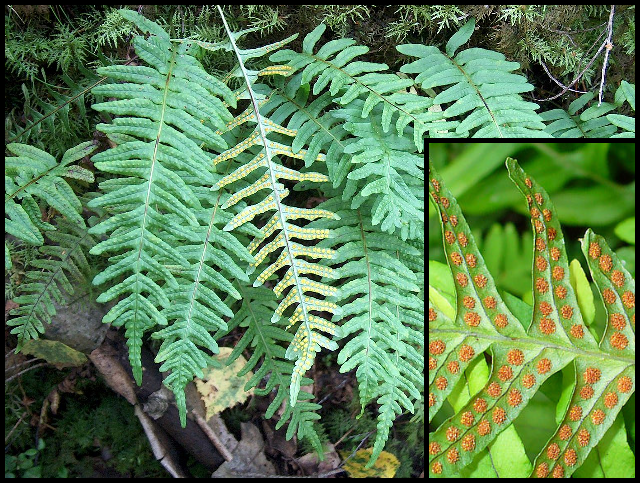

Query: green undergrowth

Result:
[420,17,635,138]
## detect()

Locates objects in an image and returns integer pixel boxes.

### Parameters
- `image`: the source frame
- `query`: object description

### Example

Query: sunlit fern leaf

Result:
[308,197,424,467]
[406,18,552,138]
[211,6,343,408]
[270,23,430,151]
[7,219,97,351]
[428,158,635,478]
[5,141,96,272]
[86,9,239,388]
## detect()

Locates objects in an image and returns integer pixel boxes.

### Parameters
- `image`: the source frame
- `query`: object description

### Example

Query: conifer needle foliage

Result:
[4,8,425,466]
[429,159,635,478]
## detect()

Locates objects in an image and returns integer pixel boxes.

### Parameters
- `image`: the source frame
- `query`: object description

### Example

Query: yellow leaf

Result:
[339,448,400,478]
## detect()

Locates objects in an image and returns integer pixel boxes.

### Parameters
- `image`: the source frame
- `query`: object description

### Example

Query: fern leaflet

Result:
[407,18,552,138]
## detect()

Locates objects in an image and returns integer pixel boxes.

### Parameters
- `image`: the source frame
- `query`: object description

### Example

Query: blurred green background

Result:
[428,142,636,300]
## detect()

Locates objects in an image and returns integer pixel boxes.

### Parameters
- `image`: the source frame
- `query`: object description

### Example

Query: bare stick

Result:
[533,18,610,103]
[538,60,587,95]
[534,42,607,102]
[192,411,234,462]
[598,5,616,106]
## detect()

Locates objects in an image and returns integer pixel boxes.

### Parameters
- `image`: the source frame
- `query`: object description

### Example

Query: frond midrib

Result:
[431,326,635,365]
[218,5,318,365]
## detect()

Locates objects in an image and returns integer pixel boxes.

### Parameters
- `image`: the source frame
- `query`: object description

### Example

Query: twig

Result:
[192,411,234,462]
[538,60,587,95]
[542,21,608,48]
[316,377,349,405]
[5,362,48,384]
[4,412,28,445]
[533,29,608,102]
[5,357,43,373]
[598,5,616,106]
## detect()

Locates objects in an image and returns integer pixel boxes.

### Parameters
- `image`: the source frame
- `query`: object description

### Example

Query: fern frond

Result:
[259,73,424,239]
[309,197,424,467]
[7,219,97,350]
[211,6,343,408]
[404,18,552,138]
[270,23,430,151]
[224,285,325,455]
[428,158,635,478]
[541,84,636,138]
[94,7,138,49]
[5,141,96,270]
[254,74,351,188]
[87,9,239,392]
[151,206,254,426]
[332,101,424,238]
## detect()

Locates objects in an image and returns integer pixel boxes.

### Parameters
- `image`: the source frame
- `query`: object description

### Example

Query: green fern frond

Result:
[5,141,96,271]
[270,23,430,151]
[94,7,138,48]
[7,219,97,351]
[403,18,552,138]
[541,83,636,138]
[332,101,424,238]
[258,52,424,238]
[257,74,350,182]
[224,285,325,455]
[151,207,254,426]
[86,9,241,395]
[309,197,424,467]
[429,158,635,478]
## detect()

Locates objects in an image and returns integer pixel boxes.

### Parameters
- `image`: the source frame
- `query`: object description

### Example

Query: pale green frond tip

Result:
[445,17,475,57]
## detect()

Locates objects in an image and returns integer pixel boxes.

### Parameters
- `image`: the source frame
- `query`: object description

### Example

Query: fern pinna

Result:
[411,18,552,138]
[429,159,635,477]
